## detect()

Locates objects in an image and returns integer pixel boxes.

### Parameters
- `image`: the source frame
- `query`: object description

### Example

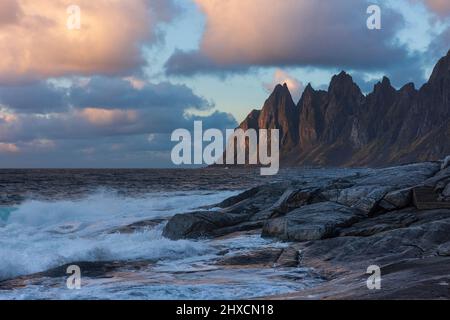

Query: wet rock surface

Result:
[164,162,443,241]
[262,202,364,241]
[163,160,450,299]
[110,219,166,234]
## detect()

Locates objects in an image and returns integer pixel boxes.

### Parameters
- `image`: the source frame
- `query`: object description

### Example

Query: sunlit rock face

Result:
[235,50,450,167]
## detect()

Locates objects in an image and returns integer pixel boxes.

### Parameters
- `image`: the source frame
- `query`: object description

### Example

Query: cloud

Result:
[0,77,238,167]
[0,77,212,114]
[0,0,22,26]
[422,0,450,16]
[0,82,68,113]
[69,77,213,111]
[0,143,19,154]
[0,0,177,84]
[0,108,237,167]
[78,108,138,127]
[264,70,304,102]
[165,0,410,75]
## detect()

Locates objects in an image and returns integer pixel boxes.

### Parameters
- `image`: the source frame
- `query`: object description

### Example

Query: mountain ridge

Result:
[235,50,450,167]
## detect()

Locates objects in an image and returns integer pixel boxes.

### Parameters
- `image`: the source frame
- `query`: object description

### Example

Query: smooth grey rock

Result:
[441,155,450,170]
[337,186,392,214]
[301,218,450,266]
[262,202,364,241]
[437,242,450,256]
[352,162,440,187]
[423,167,450,187]
[379,187,413,210]
[320,179,355,202]
[339,210,418,237]
[109,219,165,234]
[163,211,251,240]
[275,246,301,267]
[220,182,292,215]
[279,187,325,212]
[216,248,283,266]
[443,183,450,198]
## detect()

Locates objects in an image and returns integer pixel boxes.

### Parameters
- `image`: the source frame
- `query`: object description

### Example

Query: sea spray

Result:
[0,190,236,281]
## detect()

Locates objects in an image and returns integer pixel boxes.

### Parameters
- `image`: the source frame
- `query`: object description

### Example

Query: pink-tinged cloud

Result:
[0,110,18,123]
[78,108,138,127]
[166,0,410,75]
[0,0,174,84]
[423,0,450,16]
[264,70,304,102]
[0,143,19,153]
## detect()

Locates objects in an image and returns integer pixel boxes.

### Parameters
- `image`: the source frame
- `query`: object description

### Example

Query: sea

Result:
[0,168,361,300]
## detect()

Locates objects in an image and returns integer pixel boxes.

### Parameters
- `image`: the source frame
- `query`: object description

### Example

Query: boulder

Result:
[441,155,450,170]
[351,162,440,188]
[336,186,392,214]
[275,246,301,267]
[219,182,293,215]
[262,202,364,241]
[442,183,450,198]
[162,211,251,240]
[437,242,450,256]
[216,248,283,267]
[379,187,413,210]
[339,210,418,237]
[301,218,450,267]
[109,219,165,234]
[422,167,450,188]
[279,187,324,212]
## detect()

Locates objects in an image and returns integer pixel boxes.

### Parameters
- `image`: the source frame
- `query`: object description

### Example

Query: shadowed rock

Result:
[262,202,365,241]
[162,211,252,240]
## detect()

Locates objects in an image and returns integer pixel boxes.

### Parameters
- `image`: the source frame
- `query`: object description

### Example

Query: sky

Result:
[0,0,449,168]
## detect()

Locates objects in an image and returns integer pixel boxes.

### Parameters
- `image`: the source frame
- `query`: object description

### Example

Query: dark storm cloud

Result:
[0,108,237,167]
[0,82,68,113]
[69,77,212,110]
[0,77,212,113]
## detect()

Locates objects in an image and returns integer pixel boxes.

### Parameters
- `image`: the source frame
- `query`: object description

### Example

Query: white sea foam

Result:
[0,189,322,299]
[0,268,318,300]
[0,190,237,281]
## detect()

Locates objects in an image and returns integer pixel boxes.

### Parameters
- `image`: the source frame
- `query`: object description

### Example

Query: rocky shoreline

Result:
[163,160,450,299]
[1,160,450,299]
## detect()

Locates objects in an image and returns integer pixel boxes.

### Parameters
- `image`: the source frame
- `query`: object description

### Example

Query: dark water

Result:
[0,168,264,205]
[0,167,363,205]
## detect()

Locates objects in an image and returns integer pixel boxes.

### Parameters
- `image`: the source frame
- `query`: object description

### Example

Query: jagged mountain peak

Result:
[373,76,396,95]
[272,82,289,93]
[328,71,361,95]
[264,83,295,109]
[303,83,315,93]
[331,71,352,82]
[400,82,416,93]
[429,50,450,83]
[380,76,392,87]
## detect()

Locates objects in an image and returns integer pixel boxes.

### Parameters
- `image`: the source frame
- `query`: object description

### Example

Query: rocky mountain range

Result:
[236,49,450,167]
